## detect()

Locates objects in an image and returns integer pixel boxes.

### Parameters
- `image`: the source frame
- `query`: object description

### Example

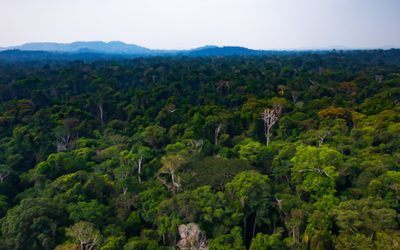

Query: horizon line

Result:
[0,40,399,51]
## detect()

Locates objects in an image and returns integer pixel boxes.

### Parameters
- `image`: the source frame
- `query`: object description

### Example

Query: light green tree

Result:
[249,231,283,250]
[66,221,102,250]
[226,171,271,243]
[291,145,341,200]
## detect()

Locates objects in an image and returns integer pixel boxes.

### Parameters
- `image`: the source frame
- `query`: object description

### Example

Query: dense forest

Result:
[0,50,399,249]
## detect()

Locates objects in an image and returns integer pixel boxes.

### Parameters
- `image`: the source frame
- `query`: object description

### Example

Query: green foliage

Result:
[66,221,102,249]
[33,152,88,180]
[182,157,254,190]
[291,145,341,200]
[226,171,271,217]
[333,197,398,236]
[1,198,66,250]
[249,231,283,250]
[0,54,399,249]
[234,138,264,164]
[141,125,167,148]
[101,224,126,250]
[368,171,400,208]
[226,170,271,244]
[0,195,8,216]
[68,200,109,225]
[208,226,245,250]
[123,237,162,250]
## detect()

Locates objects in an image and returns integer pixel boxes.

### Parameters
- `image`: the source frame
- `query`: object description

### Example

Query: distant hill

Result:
[0,49,127,63]
[184,46,270,56]
[1,41,152,55]
[2,41,397,62]
[0,42,276,59]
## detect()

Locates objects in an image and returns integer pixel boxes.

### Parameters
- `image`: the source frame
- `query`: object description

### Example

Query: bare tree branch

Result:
[260,107,281,146]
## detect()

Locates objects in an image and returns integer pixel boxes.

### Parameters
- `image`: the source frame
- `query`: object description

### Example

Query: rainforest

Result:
[0,50,400,249]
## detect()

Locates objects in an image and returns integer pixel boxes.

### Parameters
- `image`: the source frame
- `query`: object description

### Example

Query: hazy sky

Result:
[1,0,399,49]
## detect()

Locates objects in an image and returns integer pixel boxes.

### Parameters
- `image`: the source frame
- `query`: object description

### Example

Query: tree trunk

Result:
[292,229,295,242]
[252,212,257,238]
[171,171,175,186]
[215,125,221,145]
[98,102,104,126]
[137,157,143,182]
[171,170,178,194]
[266,127,271,146]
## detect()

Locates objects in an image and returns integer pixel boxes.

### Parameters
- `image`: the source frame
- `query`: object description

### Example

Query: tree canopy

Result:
[0,50,400,249]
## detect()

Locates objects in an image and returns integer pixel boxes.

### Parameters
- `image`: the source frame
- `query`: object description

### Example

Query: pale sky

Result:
[0,0,399,49]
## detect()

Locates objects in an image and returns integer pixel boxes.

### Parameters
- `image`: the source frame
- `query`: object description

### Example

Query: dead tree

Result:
[0,171,10,184]
[309,79,318,87]
[166,103,176,113]
[56,133,71,152]
[318,135,326,147]
[187,139,204,154]
[119,151,144,183]
[158,155,185,194]
[216,80,230,92]
[177,223,208,250]
[97,101,104,126]
[260,107,281,146]
[137,156,143,183]
[214,124,222,145]
[374,75,383,83]
[317,131,330,147]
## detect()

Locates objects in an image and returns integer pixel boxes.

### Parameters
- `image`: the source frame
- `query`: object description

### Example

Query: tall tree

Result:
[260,105,281,146]
[226,171,271,245]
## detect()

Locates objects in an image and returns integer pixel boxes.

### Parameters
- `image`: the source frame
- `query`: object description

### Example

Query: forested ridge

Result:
[0,50,399,249]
